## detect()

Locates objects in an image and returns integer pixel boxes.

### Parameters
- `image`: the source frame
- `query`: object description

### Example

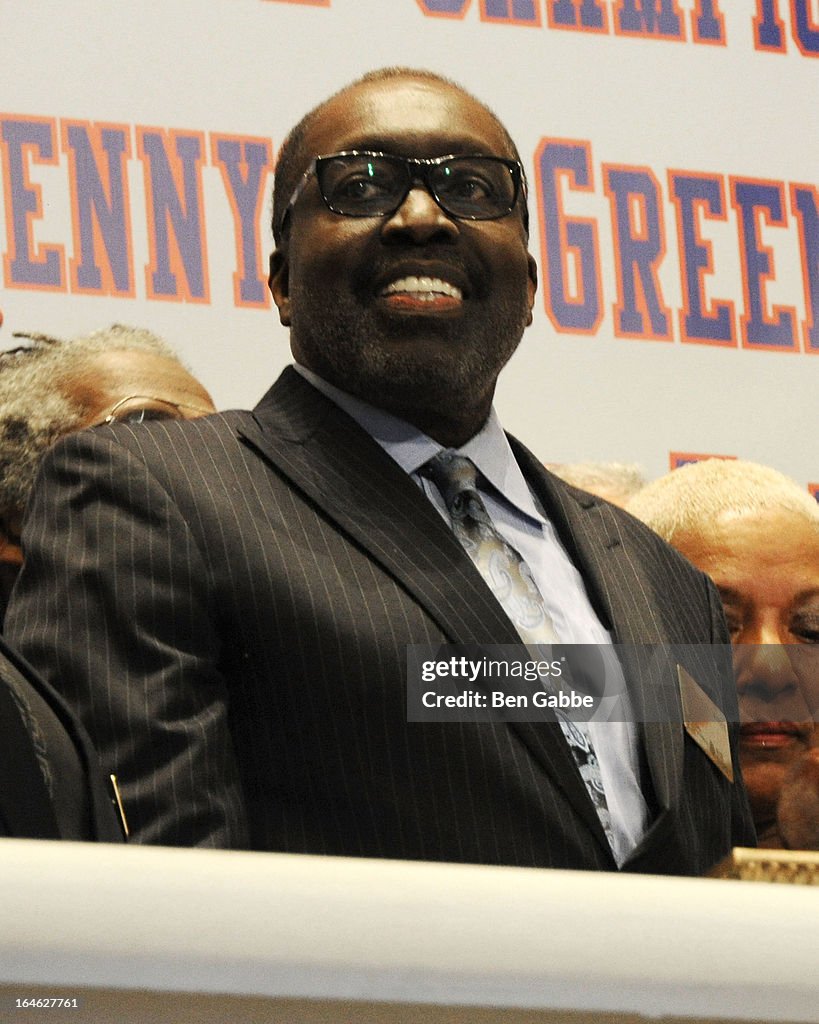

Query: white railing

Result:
[0,840,816,1022]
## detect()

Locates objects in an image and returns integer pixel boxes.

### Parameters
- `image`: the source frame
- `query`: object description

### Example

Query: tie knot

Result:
[424,450,479,509]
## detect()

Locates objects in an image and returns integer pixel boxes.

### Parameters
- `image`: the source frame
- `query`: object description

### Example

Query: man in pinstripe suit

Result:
[6,69,754,870]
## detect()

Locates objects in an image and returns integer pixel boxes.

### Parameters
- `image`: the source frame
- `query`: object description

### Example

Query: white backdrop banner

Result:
[1,0,816,485]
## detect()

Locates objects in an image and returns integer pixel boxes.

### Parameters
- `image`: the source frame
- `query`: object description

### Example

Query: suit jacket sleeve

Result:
[6,427,248,847]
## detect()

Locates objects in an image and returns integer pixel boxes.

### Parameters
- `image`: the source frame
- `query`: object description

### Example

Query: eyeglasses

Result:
[280,151,525,231]
[94,395,213,427]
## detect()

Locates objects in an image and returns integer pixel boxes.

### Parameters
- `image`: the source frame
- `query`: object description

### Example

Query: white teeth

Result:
[381,276,463,300]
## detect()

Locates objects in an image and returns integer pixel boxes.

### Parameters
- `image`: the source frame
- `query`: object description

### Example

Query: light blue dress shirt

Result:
[294,365,650,865]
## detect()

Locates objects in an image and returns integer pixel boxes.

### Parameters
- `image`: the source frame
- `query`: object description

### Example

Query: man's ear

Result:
[268,249,291,327]
[525,253,538,327]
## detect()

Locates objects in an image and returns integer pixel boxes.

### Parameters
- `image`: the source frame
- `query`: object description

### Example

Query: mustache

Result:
[353,247,475,291]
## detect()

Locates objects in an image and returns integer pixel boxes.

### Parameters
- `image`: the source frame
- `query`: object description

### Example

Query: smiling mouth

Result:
[740,722,810,749]
[380,276,463,305]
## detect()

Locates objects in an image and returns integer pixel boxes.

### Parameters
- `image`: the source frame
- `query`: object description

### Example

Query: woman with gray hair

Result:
[0,325,215,622]
[628,458,819,850]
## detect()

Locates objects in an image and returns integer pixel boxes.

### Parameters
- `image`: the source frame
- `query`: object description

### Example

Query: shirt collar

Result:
[294,364,545,525]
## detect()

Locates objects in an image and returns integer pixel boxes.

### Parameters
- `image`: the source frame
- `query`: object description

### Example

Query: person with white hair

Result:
[546,461,647,508]
[628,459,819,849]
[0,320,214,839]
[0,325,215,622]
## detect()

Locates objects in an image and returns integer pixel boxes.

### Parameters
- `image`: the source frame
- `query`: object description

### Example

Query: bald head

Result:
[271,66,525,245]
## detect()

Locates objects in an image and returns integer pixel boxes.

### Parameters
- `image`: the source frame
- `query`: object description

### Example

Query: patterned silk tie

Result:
[424,449,614,846]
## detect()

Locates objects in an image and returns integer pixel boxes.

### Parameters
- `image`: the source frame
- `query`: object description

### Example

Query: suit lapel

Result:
[0,651,60,838]
[238,368,521,646]
[0,639,124,841]
[511,439,684,816]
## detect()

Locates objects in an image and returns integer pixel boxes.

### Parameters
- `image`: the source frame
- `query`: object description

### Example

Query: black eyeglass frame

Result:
[279,150,527,234]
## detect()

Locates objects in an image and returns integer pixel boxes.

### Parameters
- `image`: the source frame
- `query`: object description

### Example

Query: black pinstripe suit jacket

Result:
[6,368,754,871]
[0,636,124,841]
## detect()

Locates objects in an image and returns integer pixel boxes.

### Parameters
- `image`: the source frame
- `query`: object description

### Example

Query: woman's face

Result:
[675,508,819,831]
